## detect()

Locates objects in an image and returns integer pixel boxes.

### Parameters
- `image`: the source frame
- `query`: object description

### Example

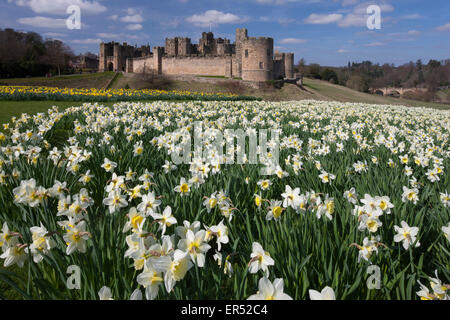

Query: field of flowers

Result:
[0,100,448,300]
[0,86,260,102]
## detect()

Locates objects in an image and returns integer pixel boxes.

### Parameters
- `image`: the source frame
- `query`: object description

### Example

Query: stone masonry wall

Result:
[161,56,229,76]
[131,56,154,74]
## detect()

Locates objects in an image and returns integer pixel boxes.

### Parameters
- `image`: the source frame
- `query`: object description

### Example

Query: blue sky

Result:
[1,0,449,66]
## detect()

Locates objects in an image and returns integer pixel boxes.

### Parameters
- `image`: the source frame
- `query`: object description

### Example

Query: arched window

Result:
[259,62,264,69]
[245,49,249,58]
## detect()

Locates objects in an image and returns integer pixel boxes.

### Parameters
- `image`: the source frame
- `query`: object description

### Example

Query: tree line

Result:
[296,58,450,102]
[0,28,78,78]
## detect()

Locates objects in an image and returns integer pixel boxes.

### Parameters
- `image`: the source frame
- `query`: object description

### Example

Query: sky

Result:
[1,0,449,67]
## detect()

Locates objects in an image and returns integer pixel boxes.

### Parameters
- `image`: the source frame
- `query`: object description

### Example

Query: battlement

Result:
[99,28,296,82]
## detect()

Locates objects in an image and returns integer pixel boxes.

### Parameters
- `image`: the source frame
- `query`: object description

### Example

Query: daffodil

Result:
[247,277,292,300]
[248,242,274,276]
[394,221,420,250]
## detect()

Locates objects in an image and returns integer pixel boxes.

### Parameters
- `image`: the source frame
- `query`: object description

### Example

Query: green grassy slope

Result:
[0,72,116,89]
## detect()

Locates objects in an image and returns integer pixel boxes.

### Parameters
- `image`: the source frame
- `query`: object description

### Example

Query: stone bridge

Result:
[370,87,428,96]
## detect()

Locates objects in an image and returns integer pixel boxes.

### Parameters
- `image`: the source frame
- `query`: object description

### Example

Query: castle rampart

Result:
[99,28,296,82]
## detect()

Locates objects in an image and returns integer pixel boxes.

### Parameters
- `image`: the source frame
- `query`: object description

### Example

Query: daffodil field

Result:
[0,100,449,300]
[0,86,259,102]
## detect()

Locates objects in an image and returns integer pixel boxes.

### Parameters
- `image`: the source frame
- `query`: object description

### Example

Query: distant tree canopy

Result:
[296,58,450,94]
[0,28,76,78]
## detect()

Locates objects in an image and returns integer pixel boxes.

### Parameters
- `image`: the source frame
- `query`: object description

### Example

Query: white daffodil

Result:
[318,170,335,184]
[203,192,218,213]
[175,220,200,239]
[257,179,272,191]
[137,260,164,300]
[344,187,358,204]
[29,223,55,263]
[402,186,419,204]
[309,286,336,300]
[266,200,284,221]
[63,220,90,255]
[248,242,274,276]
[152,249,193,293]
[442,222,450,243]
[123,207,146,233]
[247,277,292,300]
[358,215,382,233]
[48,180,67,198]
[101,158,117,173]
[151,206,177,236]
[440,192,449,208]
[178,229,211,267]
[0,244,28,267]
[281,185,300,209]
[174,177,191,196]
[137,191,161,215]
[98,286,113,300]
[0,222,19,252]
[209,220,229,251]
[103,189,128,214]
[394,220,420,250]
[130,289,143,300]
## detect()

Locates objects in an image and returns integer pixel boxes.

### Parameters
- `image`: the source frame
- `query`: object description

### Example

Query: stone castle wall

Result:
[162,56,231,77]
[100,28,296,82]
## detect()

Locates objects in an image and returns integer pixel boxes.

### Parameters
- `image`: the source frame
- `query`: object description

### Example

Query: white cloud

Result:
[337,13,366,27]
[17,16,67,28]
[436,23,450,32]
[337,49,350,53]
[305,13,343,24]
[71,38,102,44]
[126,24,143,30]
[8,0,106,15]
[279,38,307,44]
[353,3,394,15]
[186,10,247,27]
[305,2,395,28]
[388,30,420,39]
[109,15,119,21]
[121,14,144,23]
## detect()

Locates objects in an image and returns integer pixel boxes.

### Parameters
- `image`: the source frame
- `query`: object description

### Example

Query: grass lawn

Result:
[0,72,116,89]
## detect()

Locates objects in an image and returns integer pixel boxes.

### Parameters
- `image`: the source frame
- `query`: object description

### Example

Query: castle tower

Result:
[284,53,294,79]
[177,38,191,56]
[113,42,122,72]
[99,42,114,72]
[241,37,274,82]
[153,46,164,75]
[165,38,178,56]
[235,28,248,77]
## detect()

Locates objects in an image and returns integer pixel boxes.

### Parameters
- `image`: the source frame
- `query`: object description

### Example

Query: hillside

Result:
[1,72,448,110]
[0,72,116,89]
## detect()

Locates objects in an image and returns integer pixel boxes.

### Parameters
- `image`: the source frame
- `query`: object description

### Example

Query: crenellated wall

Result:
[108,28,299,82]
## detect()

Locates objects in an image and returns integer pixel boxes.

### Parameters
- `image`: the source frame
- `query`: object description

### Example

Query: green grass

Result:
[0,100,120,125]
[105,73,122,90]
[302,78,450,110]
[0,72,116,89]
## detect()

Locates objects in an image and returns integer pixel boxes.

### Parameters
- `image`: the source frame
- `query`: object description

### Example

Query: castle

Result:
[99,28,294,82]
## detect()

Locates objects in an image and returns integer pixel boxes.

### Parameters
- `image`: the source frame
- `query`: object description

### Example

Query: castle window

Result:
[267,49,271,56]
[259,62,264,69]
[245,49,248,58]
